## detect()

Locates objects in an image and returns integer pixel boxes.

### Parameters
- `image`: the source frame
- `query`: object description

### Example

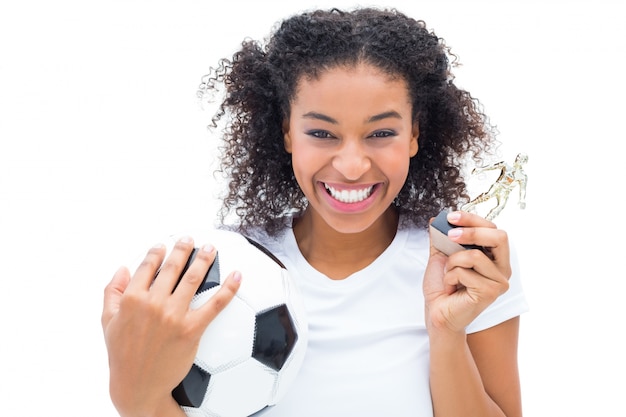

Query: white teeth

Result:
[324,184,374,203]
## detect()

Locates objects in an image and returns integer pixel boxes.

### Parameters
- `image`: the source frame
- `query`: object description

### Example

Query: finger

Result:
[171,243,217,303]
[445,211,510,272]
[150,237,196,295]
[447,228,511,276]
[194,271,242,328]
[423,250,448,297]
[447,226,508,250]
[444,264,510,302]
[447,249,510,285]
[446,210,496,228]
[126,243,167,292]
[424,219,452,294]
[102,266,131,329]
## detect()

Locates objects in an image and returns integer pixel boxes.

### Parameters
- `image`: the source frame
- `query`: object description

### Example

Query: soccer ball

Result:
[156,229,308,417]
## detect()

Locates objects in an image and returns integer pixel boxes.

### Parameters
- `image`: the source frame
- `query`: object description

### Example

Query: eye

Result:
[369,130,397,138]
[306,130,335,139]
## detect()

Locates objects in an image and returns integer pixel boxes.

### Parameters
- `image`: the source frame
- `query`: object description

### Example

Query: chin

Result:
[321,213,383,235]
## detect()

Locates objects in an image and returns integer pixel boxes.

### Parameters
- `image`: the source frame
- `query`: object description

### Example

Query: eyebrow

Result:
[368,111,403,123]
[301,111,403,124]
[302,112,338,124]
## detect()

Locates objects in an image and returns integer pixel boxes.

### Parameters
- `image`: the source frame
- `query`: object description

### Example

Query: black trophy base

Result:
[430,211,484,256]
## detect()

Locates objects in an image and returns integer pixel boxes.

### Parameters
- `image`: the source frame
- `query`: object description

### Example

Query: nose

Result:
[331,139,371,180]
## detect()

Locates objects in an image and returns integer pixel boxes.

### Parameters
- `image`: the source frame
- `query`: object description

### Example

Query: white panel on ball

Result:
[200,360,277,417]
[191,290,256,373]
[218,241,287,313]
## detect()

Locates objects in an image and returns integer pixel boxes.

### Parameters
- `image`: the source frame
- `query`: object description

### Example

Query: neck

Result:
[292,207,399,280]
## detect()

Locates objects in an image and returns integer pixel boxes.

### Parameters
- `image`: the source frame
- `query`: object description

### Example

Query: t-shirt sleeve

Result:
[465,243,529,334]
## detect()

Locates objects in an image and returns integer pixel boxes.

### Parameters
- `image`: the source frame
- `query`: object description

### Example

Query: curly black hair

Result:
[200,7,496,235]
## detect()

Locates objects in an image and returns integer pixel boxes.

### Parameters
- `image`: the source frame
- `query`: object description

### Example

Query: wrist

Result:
[425,306,467,337]
[427,324,467,349]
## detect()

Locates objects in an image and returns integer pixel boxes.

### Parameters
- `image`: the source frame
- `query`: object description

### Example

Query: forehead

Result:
[291,64,412,110]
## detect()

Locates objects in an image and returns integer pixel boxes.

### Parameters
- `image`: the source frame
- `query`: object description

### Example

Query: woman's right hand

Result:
[101,237,242,417]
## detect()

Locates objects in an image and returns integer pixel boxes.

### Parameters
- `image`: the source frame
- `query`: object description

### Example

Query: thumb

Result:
[101,266,131,330]
[423,226,448,298]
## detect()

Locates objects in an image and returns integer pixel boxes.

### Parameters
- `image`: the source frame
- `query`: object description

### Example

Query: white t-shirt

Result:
[251,223,528,417]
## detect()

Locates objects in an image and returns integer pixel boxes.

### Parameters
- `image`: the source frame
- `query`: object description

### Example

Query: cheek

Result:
[289,144,316,186]
[381,160,412,200]
[384,147,412,182]
[390,163,411,191]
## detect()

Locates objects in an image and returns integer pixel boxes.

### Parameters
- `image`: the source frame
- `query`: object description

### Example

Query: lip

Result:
[318,181,381,213]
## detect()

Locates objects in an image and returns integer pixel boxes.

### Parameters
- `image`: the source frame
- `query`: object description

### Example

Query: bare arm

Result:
[468,317,522,416]
[428,318,522,417]
[424,211,522,417]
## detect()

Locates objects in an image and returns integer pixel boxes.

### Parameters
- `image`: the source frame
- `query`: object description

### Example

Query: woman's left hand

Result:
[423,211,512,334]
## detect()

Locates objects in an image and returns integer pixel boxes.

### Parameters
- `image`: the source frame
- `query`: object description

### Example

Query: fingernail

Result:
[232,271,242,283]
[448,228,463,239]
[152,242,165,249]
[447,211,461,222]
[179,236,193,244]
[201,244,215,253]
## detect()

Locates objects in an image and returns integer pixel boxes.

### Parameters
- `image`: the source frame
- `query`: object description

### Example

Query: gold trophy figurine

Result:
[430,153,528,256]
[462,153,528,221]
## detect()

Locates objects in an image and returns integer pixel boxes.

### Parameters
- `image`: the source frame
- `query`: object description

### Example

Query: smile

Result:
[324,183,374,203]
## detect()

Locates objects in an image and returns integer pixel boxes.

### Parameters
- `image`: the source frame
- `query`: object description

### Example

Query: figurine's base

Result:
[430,211,484,256]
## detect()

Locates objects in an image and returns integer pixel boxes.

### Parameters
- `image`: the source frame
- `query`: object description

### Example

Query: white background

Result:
[1,0,623,415]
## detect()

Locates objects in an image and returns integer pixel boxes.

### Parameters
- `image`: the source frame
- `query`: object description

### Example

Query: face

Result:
[283,63,419,234]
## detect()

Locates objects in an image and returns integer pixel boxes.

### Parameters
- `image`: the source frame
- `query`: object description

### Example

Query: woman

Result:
[102,7,528,417]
